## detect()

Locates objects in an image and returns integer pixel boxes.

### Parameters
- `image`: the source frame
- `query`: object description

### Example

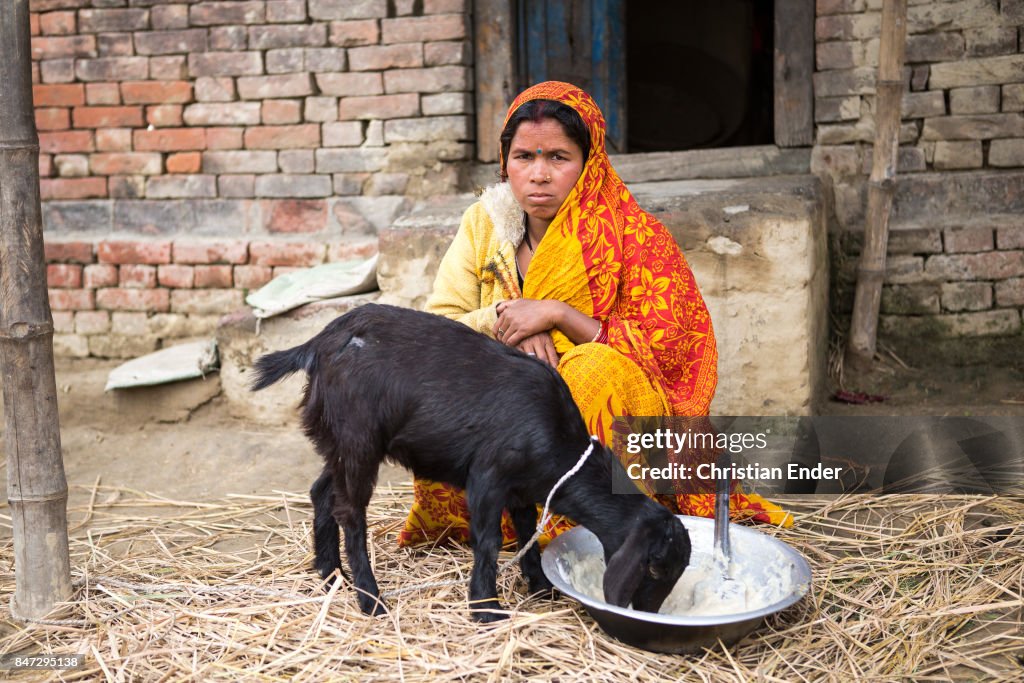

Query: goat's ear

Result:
[647,521,690,583]
[603,524,649,607]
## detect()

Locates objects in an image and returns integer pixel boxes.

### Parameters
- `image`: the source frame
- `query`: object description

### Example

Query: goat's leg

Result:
[310,468,348,587]
[332,469,386,617]
[465,478,508,622]
[508,504,554,596]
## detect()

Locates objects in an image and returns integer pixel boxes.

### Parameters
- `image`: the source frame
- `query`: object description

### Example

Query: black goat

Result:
[251,303,690,622]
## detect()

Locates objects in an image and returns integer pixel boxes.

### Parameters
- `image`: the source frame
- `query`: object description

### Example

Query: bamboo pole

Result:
[0,0,73,619]
[846,0,908,370]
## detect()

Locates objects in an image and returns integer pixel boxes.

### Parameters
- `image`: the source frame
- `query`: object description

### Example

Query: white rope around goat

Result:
[381,436,598,599]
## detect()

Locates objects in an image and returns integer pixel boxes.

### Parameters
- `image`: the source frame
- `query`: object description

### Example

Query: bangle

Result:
[590,320,605,343]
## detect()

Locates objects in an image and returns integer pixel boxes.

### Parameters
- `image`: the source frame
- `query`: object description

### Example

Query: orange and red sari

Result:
[398,82,791,547]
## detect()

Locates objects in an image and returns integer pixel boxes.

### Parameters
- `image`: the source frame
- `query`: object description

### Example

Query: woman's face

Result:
[505,118,585,232]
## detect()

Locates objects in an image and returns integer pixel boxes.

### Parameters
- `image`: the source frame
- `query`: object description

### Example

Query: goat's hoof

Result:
[471,609,509,624]
[357,595,388,617]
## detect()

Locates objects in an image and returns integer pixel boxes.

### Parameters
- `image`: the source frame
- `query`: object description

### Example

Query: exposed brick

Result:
[54,334,90,358]
[31,35,96,60]
[278,149,314,173]
[83,263,119,288]
[339,93,419,120]
[249,23,326,49]
[381,14,466,44]
[30,9,40,36]
[134,29,208,55]
[333,173,369,195]
[202,150,278,173]
[146,104,184,127]
[304,47,347,72]
[1004,84,1024,112]
[237,73,314,100]
[315,72,383,96]
[233,264,273,289]
[33,83,85,106]
[75,57,149,82]
[47,263,83,288]
[187,264,230,289]
[926,251,1024,281]
[383,65,470,93]
[170,288,245,315]
[393,0,417,15]
[151,4,190,30]
[349,44,423,71]
[995,278,1024,307]
[989,139,1024,167]
[149,56,188,81]
[98,240,172,265]
[85,82,121,105]
[134,127,207,152]
[49,289,96,312]
[880,284,940,315]
[316,147,385,172]
[96,288,170,312]
[244,124,320,149]
[209,25,249,51]
[424,0,467,12]
[262,99,302,124]
[174,240,249,265]
[119,264,158,288]
[949,86,1001,115]
[39,11,76,36]
[74,310,109,334]
[97,33,134,58]
[249,241,325,266]
[146,175,217,198]
[166,151,200,174]
[933,141,984,170]
[941,282,993,312]
[36,108,70,131]
[38,59,72,85]
[194,76,236,102]
[327,240,377,261]
[328,19,379,47]
[267,0,307,22]
[424,41,471,67]
[108,176,146,199]
[188,51,263,77]
[206,127,244,149]
[944,226,994,253]
[259,199,329,233]
[304,96,338,122]
[309,0,386,20]
[218,174,255,197]
[45,240,94,264]
[96,128,132,151]
[383,115,471,142]
[121,80,193,104]
[997,226,1024,250]
[189,1,266,26]
[266,47,305,73]
[54,154,89,177]
[964,27,1018,58]
[78,8,148,33]
[272,266,303,278]
[86,152,157,178]
[40,130,95,154]
[72,105,143,128]
[255,174,332,198]
[922,115,1024,141]
[157,264,195,288]
[421,92,472,116]
[930,55,1024,89]
[901,91,945,119]
[905,32,965,63]
[39,154,54,178]
[183,102,261,125]
[40,177,107,199]
[52,311,75,335]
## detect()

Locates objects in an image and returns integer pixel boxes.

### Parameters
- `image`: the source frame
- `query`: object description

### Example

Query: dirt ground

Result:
[0,354,1021,515]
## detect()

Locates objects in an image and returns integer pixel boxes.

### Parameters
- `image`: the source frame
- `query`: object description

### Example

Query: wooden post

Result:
[0,0,73,619]
[846,0,908,370]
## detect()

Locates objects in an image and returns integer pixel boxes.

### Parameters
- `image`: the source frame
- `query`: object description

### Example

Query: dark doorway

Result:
[625,0,775,152]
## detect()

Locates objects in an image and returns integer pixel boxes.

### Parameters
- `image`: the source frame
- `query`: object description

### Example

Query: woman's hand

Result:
[516,332,560,368]
[493,298,558,348]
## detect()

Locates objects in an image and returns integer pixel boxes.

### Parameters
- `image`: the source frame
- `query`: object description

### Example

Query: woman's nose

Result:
[530,158,550,182]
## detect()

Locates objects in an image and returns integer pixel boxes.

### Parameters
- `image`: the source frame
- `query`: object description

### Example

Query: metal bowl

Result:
[541,515,812,654]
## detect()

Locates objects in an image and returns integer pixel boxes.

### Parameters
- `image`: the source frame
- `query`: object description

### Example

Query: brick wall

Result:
[29,0,473,358]
[813,0,1024,354]
[46,236,376,357]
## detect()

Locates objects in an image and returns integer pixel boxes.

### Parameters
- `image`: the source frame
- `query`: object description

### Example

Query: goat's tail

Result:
[250,343,315,391]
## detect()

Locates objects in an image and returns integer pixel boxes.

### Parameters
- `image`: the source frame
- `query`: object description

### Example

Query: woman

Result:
[398,82,790,547]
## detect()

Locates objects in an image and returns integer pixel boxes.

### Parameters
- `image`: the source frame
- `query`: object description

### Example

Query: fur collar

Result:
[479,182,525,246]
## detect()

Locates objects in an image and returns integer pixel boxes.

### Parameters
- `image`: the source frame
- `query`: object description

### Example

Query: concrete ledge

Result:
[216,292,381,425]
